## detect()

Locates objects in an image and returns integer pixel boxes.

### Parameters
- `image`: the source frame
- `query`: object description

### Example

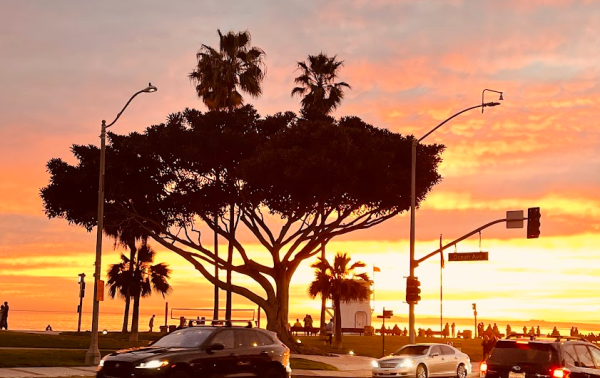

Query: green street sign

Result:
[448,252,489,261]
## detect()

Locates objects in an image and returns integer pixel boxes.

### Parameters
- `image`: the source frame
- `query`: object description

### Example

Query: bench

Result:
[290,326,319,336]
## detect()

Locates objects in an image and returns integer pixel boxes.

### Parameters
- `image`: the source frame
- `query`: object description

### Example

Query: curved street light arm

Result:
[419,103,498,142]
[105,83,157,128]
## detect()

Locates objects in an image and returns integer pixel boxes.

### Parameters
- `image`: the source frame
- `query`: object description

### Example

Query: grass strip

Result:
[0,350,338,371]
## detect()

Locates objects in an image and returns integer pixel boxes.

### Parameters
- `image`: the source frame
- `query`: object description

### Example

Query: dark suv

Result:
[481,336,600,378]
[97,325,291,378]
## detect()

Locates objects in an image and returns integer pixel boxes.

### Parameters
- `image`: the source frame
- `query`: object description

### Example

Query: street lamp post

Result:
[85,83,157,365]
[407,90,503,344]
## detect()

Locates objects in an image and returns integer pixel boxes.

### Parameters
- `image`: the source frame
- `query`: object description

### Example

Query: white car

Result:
[372,343,471,378]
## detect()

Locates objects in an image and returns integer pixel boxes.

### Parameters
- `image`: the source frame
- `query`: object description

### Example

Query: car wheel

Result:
[169,371,190,378]
[263,367,285,378]
[416,364,428,378]
[457,364,467,378]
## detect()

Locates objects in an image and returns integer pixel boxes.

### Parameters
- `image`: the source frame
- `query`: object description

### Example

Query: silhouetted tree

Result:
[40,106,443,351]
[291,53,351,119]
[107,241,172,342]
[308,253,370,348]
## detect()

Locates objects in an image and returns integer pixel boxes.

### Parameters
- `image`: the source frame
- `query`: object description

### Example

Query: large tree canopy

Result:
[41,105,444,350]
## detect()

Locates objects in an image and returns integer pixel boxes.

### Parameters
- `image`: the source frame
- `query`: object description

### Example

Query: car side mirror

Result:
[430,353,439,357]
[206,343,225,354]
[147,340,154,346]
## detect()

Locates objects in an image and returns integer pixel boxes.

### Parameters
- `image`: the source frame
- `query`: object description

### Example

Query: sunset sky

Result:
[1,0,600,331]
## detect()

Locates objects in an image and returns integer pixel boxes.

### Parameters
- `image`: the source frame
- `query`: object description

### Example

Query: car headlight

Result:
[399,359,414,368]
[371,360,380,368]
[135,360,169,369]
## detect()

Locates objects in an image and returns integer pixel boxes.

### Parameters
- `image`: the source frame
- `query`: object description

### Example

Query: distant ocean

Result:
[6,309,600,339]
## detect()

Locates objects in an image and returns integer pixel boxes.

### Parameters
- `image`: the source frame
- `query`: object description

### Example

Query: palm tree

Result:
[291,53,351,119]
[189,29,266,111]
[308,252,371,348]
[189,29,265,320]
[106,241,172,342]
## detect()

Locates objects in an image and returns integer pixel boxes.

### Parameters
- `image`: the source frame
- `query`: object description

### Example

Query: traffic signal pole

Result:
[408,139,417,344]
[408,211,538,343]
[407,98,503,344]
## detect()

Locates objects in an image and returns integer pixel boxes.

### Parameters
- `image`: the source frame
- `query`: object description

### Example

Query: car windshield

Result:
[393,345,430,356]
[488,341,558,365]
[152,328,214,348]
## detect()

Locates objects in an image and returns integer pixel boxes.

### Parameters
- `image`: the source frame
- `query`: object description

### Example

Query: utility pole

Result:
[473,303,478,338]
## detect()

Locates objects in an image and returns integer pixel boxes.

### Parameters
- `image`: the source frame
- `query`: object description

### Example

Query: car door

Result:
[440,345,459,376]
[428,346,445,376]
[562,344,588,378]
[574,344,600,378]
[235,329,278,376]
[586,344,600,378]
[205,329,239,378]
[232,329,264,377]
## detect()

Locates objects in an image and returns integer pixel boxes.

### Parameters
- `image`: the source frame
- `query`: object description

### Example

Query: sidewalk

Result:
[0,354,480,378]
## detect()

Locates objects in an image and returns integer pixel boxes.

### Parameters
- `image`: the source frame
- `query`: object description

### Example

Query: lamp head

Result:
[499,92,504,101]
[486,102,501,107]
[142,82,158,93]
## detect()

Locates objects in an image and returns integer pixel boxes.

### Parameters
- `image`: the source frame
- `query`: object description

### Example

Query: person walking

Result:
[482,335,490,360]
[443,323,450,338]
[451,322,456,338]
[149,314,155,332]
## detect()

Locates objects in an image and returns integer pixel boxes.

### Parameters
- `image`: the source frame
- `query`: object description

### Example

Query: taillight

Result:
[480,362,487,378]
[552,368,570,378]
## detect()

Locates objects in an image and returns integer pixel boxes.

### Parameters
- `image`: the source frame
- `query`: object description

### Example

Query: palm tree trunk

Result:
[121,294,131,333]
[123,239,137,333]
[213,214,219,321]
[225,203,234,321]
[319,242,326,336]
[334,297,342,348]
[129,293,140,342]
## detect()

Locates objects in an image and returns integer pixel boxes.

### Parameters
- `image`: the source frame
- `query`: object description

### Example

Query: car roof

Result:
[407,343,455,346]
[500,335,593,344]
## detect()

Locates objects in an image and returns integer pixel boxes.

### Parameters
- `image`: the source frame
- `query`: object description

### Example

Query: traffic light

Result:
[527,207,541,239]
[406,277,421,303]
[472,303,476,311]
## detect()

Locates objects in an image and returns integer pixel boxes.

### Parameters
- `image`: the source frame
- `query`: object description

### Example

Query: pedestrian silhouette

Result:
[149,314,155,332]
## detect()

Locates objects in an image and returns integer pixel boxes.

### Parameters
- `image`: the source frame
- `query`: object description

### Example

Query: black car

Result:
[481,335,600,378]
[97,325,291,378]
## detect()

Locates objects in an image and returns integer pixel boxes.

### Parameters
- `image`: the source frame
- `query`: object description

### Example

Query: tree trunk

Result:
[262,268,304,353]
[123,240,137,333]
[333,297,342,348]
[129,293,140,342]
[121,294,130,333]
[319,241,327,336]
[320,295,326,336]
[226,204,234,321]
